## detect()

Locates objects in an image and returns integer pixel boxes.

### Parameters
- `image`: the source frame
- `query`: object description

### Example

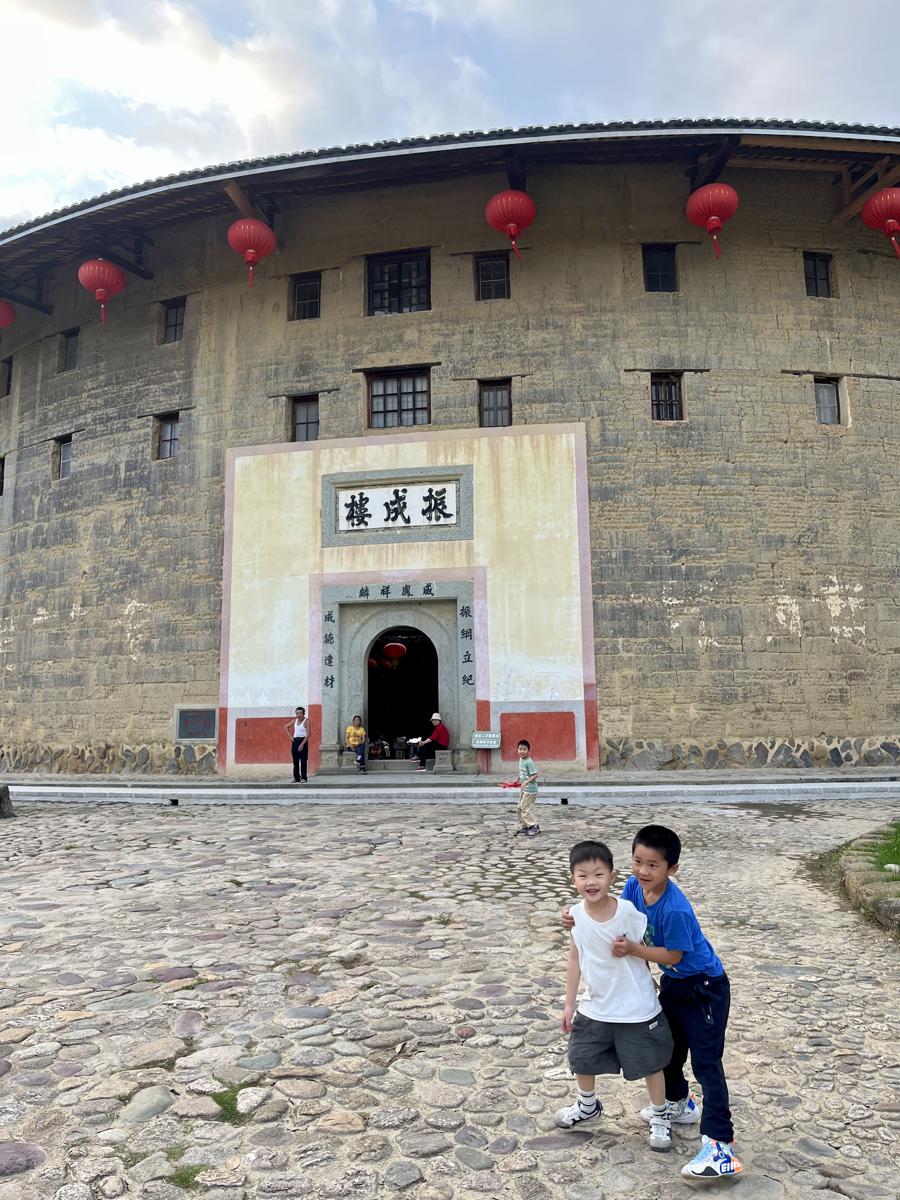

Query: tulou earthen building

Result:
[1,119,898,778]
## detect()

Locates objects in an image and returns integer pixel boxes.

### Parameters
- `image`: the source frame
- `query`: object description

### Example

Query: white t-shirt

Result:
[293,718,308,739]
[571,897,661,1023]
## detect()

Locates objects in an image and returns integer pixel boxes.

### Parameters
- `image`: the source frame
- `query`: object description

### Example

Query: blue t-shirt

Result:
[621,876,723,979]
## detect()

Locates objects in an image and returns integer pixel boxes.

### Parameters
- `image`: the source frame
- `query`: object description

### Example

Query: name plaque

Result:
[471,730,501,750]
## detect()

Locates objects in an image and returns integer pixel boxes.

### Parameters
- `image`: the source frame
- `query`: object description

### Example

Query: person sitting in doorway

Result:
[344,715,367,773]
[414,713,450,771]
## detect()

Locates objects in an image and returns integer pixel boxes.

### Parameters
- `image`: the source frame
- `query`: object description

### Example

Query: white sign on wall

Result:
[337,482,458,531]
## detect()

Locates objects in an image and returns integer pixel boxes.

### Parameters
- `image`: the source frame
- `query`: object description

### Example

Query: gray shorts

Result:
[567,1010,674,1081]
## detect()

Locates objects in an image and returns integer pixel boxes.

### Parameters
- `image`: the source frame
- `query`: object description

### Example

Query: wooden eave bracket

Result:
[223,180,270,224]
[0,271,53,315]
[504,155,527,193]
[833,159,900,224]
[688,135,741,189]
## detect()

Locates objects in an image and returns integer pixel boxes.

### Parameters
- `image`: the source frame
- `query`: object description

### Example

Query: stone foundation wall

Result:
[602,735,900,770]
[0,742,217,775]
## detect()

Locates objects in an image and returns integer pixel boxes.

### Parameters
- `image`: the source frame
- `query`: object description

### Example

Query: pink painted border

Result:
[217,449,237,770]
[572,424,600,768]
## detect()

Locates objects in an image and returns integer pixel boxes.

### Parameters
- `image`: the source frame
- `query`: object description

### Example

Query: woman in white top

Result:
[284,706,309,782]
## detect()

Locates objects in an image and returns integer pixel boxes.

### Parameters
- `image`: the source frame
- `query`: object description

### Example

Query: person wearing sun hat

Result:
[414,712,450,770]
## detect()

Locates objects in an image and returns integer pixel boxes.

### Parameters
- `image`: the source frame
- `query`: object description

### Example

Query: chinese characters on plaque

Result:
[339,482,458,531]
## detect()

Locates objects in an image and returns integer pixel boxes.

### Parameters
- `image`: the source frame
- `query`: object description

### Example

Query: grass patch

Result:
[170,1164,205,1191]
[119,1149,150,1168]
[872,823,900,871]
[211,1083,251,1124]
[434,912,453,926]
[166,1144,186,1163]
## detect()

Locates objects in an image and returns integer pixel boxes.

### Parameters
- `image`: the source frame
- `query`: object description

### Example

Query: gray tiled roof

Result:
[3,117,900,243]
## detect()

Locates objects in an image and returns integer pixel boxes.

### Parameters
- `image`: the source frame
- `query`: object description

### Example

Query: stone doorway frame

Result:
[317,580,476,770]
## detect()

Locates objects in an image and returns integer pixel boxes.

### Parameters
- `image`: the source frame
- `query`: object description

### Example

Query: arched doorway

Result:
[367,626,438,750]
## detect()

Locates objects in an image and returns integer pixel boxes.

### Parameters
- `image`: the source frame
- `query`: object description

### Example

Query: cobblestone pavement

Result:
[1,797,898,1200]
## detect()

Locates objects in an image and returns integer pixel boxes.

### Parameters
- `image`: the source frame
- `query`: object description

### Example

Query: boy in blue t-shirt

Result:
[613,824,742,1179]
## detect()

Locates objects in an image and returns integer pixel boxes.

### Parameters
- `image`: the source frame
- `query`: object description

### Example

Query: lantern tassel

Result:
[510,237,522,261]
[248,264,255,287]
[892,235,900,259]
[100,301,106,323]
[712,233,721,259]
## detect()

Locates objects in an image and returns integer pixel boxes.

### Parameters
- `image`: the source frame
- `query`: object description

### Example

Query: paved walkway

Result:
[1,796,898,1200]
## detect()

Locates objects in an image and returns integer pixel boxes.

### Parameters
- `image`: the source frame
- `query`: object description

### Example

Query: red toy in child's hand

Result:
[499,781,518,789]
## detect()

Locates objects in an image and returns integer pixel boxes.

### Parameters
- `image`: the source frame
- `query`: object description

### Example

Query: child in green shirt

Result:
[515,739,540,837]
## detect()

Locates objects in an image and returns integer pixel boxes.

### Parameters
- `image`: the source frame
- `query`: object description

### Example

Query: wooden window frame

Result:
[803,252,833,299]
[58,327,80,373]
[53,435,73,481]
[650,372,685,422]
[155,412,180,460]
[367,368,431,429]
[160,297,186,344]
[642,244,678,293]
[0,356,11,398]
[366,249,431,315]
[291,394,320,442]
[0,455,5,497]
[814,376,841,425]
[474,254,510,301]
[289,273,322,321]
[478,379,512,427]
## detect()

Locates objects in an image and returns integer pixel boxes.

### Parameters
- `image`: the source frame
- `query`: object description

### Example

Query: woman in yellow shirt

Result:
[344,715,367,773]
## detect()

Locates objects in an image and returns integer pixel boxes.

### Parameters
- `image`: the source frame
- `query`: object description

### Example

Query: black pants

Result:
[659,972,733,1143]
[416,742,436,767]
[291,738,308,781]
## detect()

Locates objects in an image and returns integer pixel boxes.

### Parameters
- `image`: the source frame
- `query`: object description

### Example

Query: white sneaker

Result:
[648,1114,672,1152]
[640,1092,700,1125]
[681,1135,743,1178]
[554,1099,602,1128]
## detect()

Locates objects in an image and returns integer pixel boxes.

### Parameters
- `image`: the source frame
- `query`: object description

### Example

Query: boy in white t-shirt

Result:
[556,840,675,1152]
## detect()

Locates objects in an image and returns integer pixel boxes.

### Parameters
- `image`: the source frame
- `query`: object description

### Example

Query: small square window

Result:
[155,413,180,459]
[0,356,11,398]
[650,372,684,421]
[290,273,321,321]
[291,395,319,442]
[368,370,430,428]
[175,706,217,742]
[479,379,512,427]
[814,377,841,425]
[804,252,833,299]
[53,435,73,480]
[161,297,186,344]
[59,328,79,372]
[367,251,430,315]
[475,255,510,301]
[643,244,678,292]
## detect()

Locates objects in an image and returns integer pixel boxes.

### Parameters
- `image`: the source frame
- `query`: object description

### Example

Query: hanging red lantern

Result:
[0,299,15,329]
[861,188,900,258]
[485,189,537,260]
[227,218,277,287]
[368,657,378,669]
[77,258,126,323]
[685,183,739,259]
[383,642,407,660]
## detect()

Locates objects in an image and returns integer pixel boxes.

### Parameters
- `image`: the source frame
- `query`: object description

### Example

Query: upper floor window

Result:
[0,456,5,497]
[53,435,73,481]
[59,328,79,373]
[643,244,678,292]
[650,372,684,422]
[804,252,833,299]
[814,377,841,425]
[292,395,320,442]
[367,250,430,315]
[156,412,180,460]
[161,297,186,344]
[290,273,321,321]
[479,379,512,427]
[475,255,510,301]
[368,369,430,428]
[0,356,11,398]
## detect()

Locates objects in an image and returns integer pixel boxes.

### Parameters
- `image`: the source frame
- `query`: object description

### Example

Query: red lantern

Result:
[77,258,126,323]
[485,189,537,260]
[367,657,378,669]
[0,299,15,329]
[227,218,277,287]
[383,642,407,660]
[685,183,739,259]
[861,188,900,258]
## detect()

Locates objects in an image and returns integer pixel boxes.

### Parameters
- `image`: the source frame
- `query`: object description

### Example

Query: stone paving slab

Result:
[0,796,898,1199]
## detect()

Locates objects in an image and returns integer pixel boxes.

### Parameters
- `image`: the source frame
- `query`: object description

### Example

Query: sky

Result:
[2,0,898,232]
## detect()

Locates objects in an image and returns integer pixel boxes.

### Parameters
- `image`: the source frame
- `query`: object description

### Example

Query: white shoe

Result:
[681,1135,743,1178]
[640,1092,700,1125]
[648,1114,672,1152]
[554,1099,602,1128]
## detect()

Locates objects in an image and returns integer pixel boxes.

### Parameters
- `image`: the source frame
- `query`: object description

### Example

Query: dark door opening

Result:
[367,626,438,757]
